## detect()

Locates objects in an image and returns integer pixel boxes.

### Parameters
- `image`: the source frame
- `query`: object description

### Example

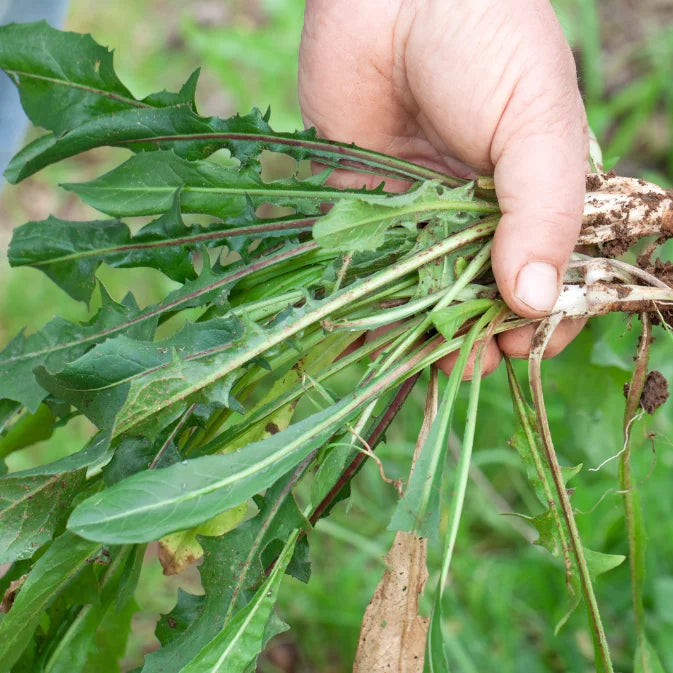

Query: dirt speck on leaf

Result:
[353,531,429,673]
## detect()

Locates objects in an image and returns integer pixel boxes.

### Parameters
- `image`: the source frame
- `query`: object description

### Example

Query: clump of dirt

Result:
[600,220,637,257]
[625,370,670,414]
[586,174,603,192]
[641,370,670,414]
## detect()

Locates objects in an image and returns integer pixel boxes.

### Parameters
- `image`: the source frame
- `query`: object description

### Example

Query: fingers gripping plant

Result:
[0,22,672,673]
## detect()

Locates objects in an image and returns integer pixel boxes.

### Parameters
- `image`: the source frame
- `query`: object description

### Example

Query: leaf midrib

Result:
[6,69,147,109]
[17,217,317,267]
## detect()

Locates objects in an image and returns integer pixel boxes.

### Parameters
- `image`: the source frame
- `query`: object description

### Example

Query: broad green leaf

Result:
[179,531,297,673]
[0,21,196,136]
[63,151,372,219]
[143,473,306,673]
[0,531,100,671]
[152,336,325,574]
[158,504,248,575]
[66,377,376,542]
[0,467,86,564]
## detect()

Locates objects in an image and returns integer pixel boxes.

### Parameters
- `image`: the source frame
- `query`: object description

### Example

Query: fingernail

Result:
[515,261,559,312]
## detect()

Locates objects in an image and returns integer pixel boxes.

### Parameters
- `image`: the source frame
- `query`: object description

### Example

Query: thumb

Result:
[490,93,588,318]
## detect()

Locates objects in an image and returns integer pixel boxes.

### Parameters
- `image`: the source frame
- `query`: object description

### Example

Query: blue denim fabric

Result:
[0,0,69,185]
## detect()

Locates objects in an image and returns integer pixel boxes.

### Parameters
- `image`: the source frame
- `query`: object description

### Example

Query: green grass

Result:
[1,1,673,671]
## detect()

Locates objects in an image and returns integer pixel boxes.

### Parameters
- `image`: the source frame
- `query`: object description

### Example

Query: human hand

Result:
[299,0,588,377]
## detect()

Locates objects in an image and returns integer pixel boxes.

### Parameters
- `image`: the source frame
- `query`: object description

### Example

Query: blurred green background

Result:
[1,1,673,671]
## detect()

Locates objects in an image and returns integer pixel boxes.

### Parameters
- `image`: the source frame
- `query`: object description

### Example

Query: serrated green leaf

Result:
[63,150,373,219]
[1,241,312,412]
[4,105,318,183]
[313,180,493,252]
[179,531,297,673]
[35,316,244,430]
[0,531,100,671]
[0,21,195,137]
[155,590,205,647]
[0,287,154,411]
[0,467,86,564]
[312,184,425,251]
[8,196,197,301]
[506,360,624,633]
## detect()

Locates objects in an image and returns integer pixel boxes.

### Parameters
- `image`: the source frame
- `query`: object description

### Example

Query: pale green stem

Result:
[439,309,506,592]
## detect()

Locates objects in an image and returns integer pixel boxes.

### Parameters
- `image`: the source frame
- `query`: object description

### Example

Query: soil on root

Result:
[624,370,670,414]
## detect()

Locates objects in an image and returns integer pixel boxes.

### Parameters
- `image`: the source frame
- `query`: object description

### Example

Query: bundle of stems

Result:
[0,21,672,673]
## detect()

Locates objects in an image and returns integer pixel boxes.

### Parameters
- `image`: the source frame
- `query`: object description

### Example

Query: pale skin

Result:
[299,0,588,378]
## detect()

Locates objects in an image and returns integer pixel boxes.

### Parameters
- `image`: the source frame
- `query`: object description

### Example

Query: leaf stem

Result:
[528,315,614,673]
[620,313,651,662]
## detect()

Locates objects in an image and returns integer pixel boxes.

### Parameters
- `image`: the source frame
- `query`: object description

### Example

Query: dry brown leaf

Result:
[353,369,437,672]
[353,531,429,673]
